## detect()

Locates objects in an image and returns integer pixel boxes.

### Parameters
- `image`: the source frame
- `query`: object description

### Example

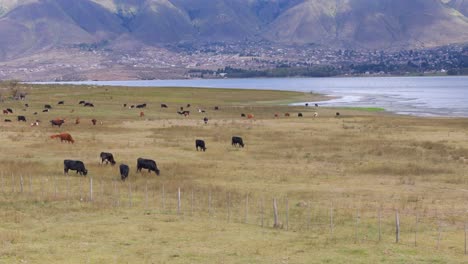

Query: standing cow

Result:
[100,152,116,165]
[137,158,160,175]
[64,160,88,176]
[196,139,207,151]
[120,164,129,181]
[232,136,245,148]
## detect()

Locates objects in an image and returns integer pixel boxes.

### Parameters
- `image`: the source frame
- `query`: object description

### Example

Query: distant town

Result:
[0,41,467,81]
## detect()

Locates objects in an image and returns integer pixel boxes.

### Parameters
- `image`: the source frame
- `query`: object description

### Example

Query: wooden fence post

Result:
[285,197,289,231]
[245,194,249,224]
[20,175,24,193]
[273,198,280,228]
[177,187,181,215]
[89,176,93,202]
[395,210,400,244]
[227,192,231,223]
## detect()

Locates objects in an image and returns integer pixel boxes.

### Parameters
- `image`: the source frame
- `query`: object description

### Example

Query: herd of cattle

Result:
[2,98,334,181]
[66,136,245,181]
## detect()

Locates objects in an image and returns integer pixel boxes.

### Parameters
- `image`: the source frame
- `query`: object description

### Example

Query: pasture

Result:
[0,83,468,263]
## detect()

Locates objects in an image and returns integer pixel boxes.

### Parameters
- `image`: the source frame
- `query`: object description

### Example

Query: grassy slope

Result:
[0,84,467,263]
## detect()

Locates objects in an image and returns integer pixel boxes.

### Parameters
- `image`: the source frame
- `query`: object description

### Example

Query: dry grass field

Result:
[0,83,468,263]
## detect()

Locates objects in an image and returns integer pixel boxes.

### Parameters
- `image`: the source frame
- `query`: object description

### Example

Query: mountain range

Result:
[0,0,468,62]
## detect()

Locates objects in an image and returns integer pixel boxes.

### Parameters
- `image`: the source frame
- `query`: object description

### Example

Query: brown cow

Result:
[140,111,145,117]
[247,114,254,119]
[91,119,97,125]
[284,113,290,117]
[3,110,8,114]
[75,117,80,125]
[50,133,74,143]
[274,113,279,118]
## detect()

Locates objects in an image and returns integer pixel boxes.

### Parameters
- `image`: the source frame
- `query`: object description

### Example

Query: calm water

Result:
[47,76,468,117]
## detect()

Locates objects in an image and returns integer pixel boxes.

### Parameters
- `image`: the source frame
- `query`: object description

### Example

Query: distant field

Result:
[0,83,467,263]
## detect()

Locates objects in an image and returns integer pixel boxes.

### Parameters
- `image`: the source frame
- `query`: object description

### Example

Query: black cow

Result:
[161,104,168,108]
[4,119,11,122]
[214,106,219,110]
[58,101,64,105]
[203,117,208,124]
[123,104,127,108]
[42,109,49,113]
[232,136,244,148]
[64,160,88,176]
[79,101,86,105]
[315,103,319,107]
[335,112,340,117]
[196,139,207,151]
[33,112,38,115]
[84,102,94,107]
[186,104,191,108]
[136,103,147,108]
[6,108,13,113]
[305,103,309,107]
[17,116,26,122]
[298,113,303,117]
[137,158,160,175]
[120,164,129,181]
[241,113,246,117]
[50,119,65,127]
[25,104,29,107]
[100,152,116,165]
[44,104,52,109]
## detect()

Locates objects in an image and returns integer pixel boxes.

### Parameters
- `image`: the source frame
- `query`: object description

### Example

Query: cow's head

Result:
[155,169,160,176]
[83,169,88,176]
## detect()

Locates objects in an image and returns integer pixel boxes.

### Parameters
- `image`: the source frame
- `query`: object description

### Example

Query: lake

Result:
[45,76,468,117]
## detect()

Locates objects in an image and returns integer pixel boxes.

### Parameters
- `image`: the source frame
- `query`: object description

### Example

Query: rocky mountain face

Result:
[0,0,467,61]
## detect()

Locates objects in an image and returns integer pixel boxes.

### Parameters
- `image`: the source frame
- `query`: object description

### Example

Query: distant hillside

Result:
[0,0,468,61]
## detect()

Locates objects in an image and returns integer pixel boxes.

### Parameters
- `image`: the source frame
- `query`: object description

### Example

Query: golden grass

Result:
[0,83,468,263]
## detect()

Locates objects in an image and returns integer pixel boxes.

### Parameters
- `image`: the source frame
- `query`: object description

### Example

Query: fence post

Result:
[208,189,212,216]
[395,210,400,243]
[273,198,280,228]
[378,207,382,242]
[245,194,249,224]
[177,187,181,215]
[414,213,418,247]
[162,184,165,211]
[285,197,289,231]
[20,175,24,193]
[89,176,93,202]
[191,189,194,217]
[227,192,231,223]
[128,182,132,208]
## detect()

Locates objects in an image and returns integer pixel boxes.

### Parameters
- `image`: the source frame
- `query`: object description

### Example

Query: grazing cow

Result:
[214,106,219,110]
[130,105,135,109]
[79,101,86,105]
[50,119,65,127]
[314,112,319,118]
[136,103,147,108]
[44,104,52,109]
[100,152,116,165]
[58,101,64,105]
[84,102,94,107]
[123,104,127,108]
[177,110,190,116]
[241,113,246,117]
[50,133,74,143]
[198,108,206,113]
[75,118,80,124]
[64,160,87,176]
[17,116,26,122]
[315,103,319,107]
[232,136,245,148]
[305,103,309,107]
[2,110,8,114]
[33,112,38,115]
[6,108,13,113]
[140,111,145,117]
[203,117,208,124]
[247,114,254,119]
[285,113,290,117]
[30,120,40,127]
[274,113,279,118]
[161,104,168,108]
[42,109,49,113]
[91,119,97,125]
[120,164,129,181]
[298,113,303,117]
[336,112,340,117]
[25,104,29,107]
[137,158,160,175]
[186,104,191,108]
[196,139,207,151]
[4,119,11,122]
